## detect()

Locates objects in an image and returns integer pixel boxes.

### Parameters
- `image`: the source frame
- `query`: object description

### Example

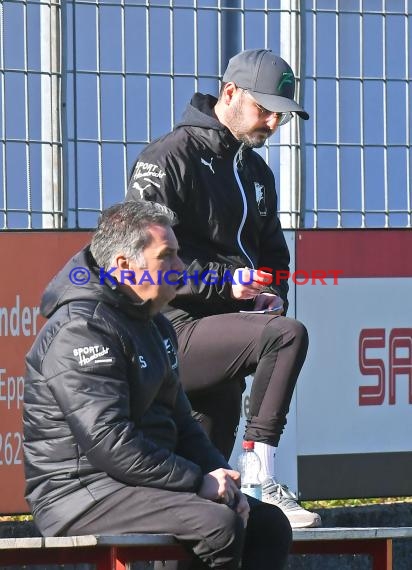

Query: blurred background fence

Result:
[0,0,410,230]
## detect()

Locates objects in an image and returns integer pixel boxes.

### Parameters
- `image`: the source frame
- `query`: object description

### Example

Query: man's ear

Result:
[222,82,237,105]
[114,254,129,271]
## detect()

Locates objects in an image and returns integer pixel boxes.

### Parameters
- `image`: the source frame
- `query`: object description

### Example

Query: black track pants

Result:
[174,314,309,458]
[62,486,292,570]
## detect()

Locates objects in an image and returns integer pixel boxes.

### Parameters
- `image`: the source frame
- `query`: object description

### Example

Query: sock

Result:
[254,442,277,482]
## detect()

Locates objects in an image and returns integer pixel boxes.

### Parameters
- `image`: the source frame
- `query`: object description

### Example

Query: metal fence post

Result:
[41,0,63,228]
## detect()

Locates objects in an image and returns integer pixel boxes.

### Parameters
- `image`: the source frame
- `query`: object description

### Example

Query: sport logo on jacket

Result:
[254,182,267,216]
[200,156,215,174]
[73,345,113,367]
[163,338,178,370]
[131,162,166,198]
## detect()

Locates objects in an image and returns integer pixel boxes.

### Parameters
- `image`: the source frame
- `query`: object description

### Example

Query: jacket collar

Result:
[176,92,243,155]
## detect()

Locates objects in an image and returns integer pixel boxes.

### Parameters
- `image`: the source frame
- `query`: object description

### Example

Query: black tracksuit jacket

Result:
[23,247,229,536]
[126,93,290,325]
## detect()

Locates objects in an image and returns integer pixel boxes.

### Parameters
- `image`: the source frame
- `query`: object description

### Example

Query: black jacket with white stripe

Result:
[126,93,290,324]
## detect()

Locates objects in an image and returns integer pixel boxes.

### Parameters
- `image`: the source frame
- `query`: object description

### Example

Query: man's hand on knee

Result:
[198,468,240,504]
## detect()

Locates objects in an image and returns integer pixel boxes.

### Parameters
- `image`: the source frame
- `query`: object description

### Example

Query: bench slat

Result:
[292,527,412,541]
[0,538,44,549]
[0,535,180,550]
[45,534,180,548]
[1,528,412,550]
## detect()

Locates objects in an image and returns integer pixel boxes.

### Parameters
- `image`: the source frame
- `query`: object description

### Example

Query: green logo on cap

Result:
[277,72,294,91]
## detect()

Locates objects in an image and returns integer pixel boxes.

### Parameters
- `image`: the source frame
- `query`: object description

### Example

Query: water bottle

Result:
[237,440,262,500]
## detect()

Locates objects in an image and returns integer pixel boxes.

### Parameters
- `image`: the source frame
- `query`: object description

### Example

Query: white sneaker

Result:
[261,478,322,529]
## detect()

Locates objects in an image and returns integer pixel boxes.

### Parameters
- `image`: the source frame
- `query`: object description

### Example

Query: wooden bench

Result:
[0,527,411,569]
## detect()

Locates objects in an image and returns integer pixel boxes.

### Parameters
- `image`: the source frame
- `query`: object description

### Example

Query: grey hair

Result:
[90,200,176,271]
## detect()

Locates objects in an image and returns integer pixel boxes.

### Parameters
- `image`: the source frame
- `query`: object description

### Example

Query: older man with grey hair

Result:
[23,200,292,570]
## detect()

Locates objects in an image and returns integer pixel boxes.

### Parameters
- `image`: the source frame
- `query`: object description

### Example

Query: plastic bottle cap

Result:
[242,440,255,450]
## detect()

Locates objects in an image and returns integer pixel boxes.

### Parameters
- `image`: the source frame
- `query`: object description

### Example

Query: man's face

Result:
[225,88,281,148]
[120,224,184,313]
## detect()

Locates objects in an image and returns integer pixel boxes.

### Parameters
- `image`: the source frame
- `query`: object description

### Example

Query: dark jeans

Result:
[62,485,292,570]
[174,314,308,459]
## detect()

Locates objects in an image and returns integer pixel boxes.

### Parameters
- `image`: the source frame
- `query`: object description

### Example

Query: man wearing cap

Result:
[126,49,320,529]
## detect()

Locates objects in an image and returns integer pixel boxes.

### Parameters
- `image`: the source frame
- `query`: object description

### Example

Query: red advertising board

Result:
[2,229,411,512]
[0,231,91,513]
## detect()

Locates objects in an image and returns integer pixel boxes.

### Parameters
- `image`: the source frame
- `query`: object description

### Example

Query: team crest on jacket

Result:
[254,182,267,216]
[163,338,178,370]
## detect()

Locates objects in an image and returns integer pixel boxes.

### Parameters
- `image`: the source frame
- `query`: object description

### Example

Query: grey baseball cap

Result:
[223,49,309,120]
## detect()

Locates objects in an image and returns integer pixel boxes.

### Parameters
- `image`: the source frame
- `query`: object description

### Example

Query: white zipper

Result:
[233,144,255,269]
